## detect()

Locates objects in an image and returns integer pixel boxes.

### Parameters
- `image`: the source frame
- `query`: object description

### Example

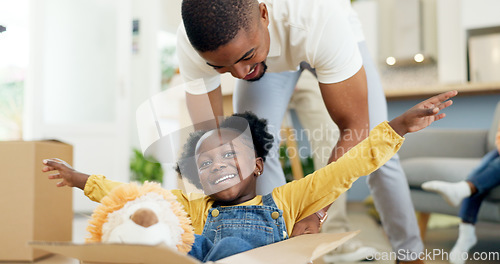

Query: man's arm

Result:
[185,85,225,130]
[318,66,369,212]
[290,67,368,236]
[318,66,370,164]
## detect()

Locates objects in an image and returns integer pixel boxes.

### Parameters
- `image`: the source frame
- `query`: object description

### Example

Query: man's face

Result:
[198,4,270,81]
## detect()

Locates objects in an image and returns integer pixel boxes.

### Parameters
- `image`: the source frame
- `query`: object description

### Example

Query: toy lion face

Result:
[86,182,194,254]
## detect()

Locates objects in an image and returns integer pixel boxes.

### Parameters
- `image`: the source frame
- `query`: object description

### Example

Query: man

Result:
[177,0,424,262]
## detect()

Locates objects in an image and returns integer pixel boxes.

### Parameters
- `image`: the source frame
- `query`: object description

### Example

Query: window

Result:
[0,0,29,140]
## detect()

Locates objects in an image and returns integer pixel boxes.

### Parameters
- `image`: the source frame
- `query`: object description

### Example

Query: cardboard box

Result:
[30,231,358,264]
[0,140,73,262]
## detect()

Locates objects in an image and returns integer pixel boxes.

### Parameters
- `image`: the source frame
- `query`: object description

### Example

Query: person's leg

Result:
[421,181,471,207]
[203,237,254,262]
[287,71,342,233]
[422,150,500,207]
[459,192,485,225]
[468,149,499,176]
[289,70,377,262]
[233,71,300,195]
[449,222,476,264]
[450,182,488,264]
[449,152,500,264]
[359,41,424,261]
[287,70,338,173]
[454,194,482,257]
[467,152,500,195]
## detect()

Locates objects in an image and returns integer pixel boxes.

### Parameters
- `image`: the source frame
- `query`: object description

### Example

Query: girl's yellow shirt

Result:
[84,121,403,237]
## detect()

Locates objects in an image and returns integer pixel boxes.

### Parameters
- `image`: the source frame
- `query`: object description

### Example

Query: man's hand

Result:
[389,90,458,137]
[42,158,89,190]
[290,213,322,237]
[290,208,328,237]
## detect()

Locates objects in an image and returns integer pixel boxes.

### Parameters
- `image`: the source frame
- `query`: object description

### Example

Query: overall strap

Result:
[262,193,278,208]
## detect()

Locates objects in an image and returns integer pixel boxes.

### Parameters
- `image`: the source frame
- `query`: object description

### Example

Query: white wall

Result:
[40,1,117,124]
[462,0,500,29]
[129,0,162,151]
[437,0,500,84]
[159,0,182,34]
[421,0,438,60]
[436,0,464,83]
[25,0,182,212]
[376,0,437,64]
[352,0,378,65]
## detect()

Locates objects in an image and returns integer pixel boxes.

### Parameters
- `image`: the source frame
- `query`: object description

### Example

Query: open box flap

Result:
[218,231,359,264]
[29,242,201,264]
[30,231,358,264]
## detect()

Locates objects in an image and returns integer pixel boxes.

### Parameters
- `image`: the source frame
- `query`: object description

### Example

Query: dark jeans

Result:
[460,150,500,223]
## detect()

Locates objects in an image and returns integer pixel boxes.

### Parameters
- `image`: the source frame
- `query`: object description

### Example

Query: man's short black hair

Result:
[181,0,258,52]
[175,111,274,189]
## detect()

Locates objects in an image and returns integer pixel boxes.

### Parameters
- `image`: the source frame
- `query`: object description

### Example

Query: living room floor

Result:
[36,202,500,264]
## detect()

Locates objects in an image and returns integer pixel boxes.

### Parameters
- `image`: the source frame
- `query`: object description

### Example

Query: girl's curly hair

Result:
[174,111,274,189]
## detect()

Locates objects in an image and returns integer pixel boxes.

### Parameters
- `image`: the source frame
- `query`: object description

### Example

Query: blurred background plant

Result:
[160,45,177,91]
[279,143,315,183]
[130,148,164,183]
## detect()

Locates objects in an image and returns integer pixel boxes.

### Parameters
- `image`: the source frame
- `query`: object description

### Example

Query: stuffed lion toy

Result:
[85,181,195,254]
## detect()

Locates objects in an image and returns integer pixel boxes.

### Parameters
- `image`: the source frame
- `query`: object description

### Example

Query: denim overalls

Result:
[188,193,289,262]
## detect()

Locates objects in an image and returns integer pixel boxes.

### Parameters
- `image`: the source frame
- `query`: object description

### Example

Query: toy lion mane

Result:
[86,181,195,254]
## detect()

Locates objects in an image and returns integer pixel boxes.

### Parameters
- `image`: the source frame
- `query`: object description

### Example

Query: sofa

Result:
[398,101,500,239]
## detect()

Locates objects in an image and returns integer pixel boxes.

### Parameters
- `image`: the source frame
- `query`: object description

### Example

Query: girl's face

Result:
[195,129,263,205]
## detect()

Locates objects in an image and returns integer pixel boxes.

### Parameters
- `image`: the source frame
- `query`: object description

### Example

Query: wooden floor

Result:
[35,202,500,264]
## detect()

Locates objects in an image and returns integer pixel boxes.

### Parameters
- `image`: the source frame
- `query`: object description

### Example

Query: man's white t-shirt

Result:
[177,0,363,94]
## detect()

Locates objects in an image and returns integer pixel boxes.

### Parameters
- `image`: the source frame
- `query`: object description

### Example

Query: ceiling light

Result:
[414,53,425,63]
[386,57,396,66]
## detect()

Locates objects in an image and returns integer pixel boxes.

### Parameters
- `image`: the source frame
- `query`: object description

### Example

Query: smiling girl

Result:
[43,91,457,262]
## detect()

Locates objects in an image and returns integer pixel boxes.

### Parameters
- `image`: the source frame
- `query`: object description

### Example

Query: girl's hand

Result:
[389,90,458,137]
[42,158,89,190]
